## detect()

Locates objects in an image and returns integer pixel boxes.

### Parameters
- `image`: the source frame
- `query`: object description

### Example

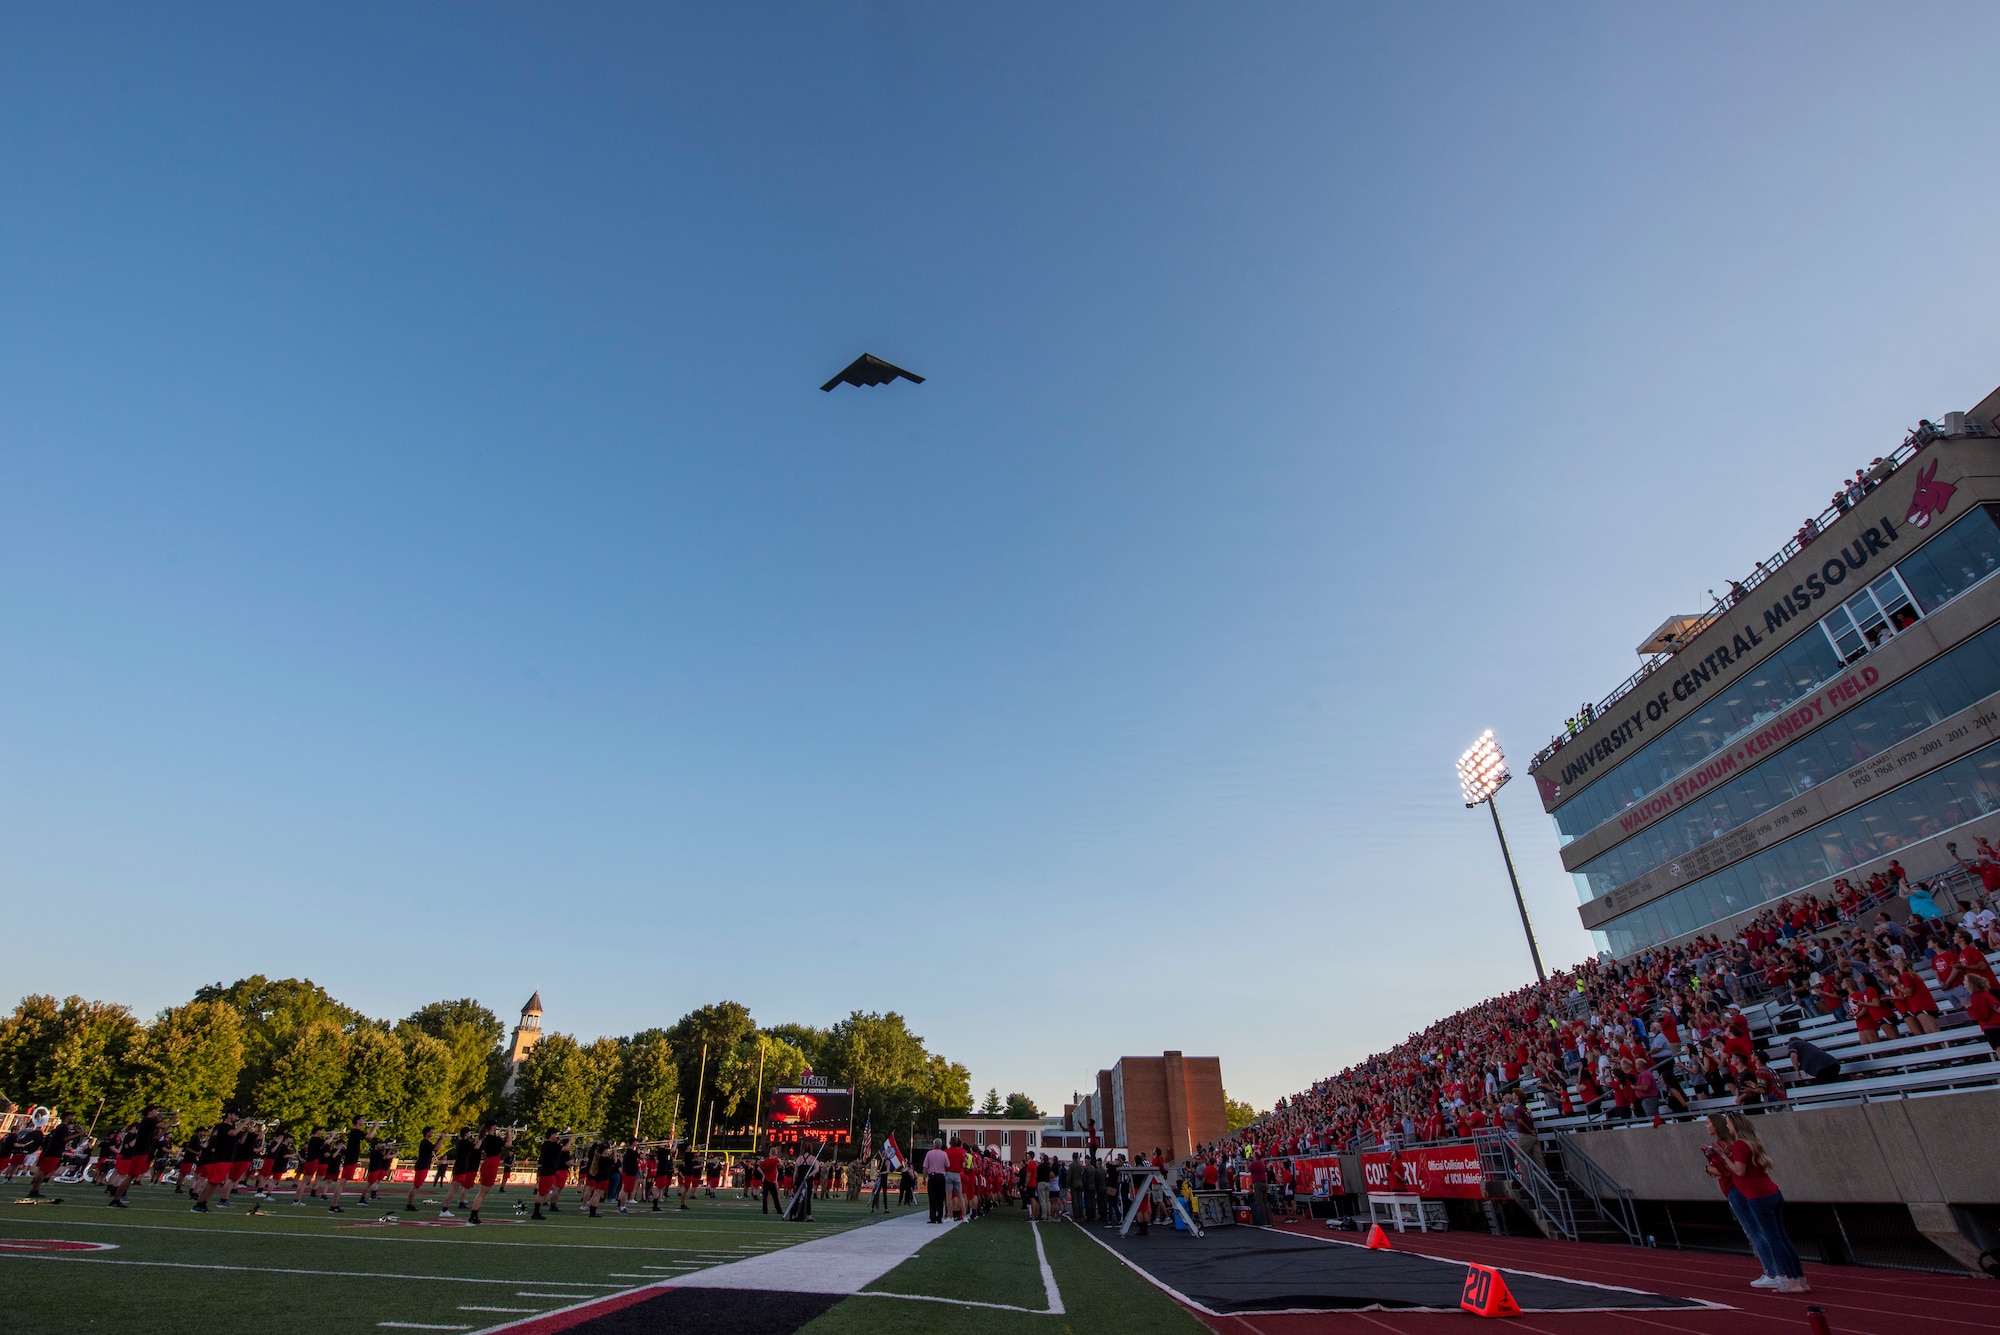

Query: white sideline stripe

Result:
[378,1324,470,1330]
[4,1216,774,1253]
[457,1307,537,1313]
[516,1291,609,1298]
[671,1212,953,1295]
[0,1254,617,1286]
[853,1291,1058,1315]
[1029,1220,1066,1315]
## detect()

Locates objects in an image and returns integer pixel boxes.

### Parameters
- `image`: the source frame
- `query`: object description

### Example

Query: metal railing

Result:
[1531,431,1938,774]
[1555,1135,1642,1245]
[1474,1129,1576,1242]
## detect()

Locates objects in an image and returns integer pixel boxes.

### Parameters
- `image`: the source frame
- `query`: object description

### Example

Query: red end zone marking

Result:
[0,1239,119,1252]
[466,1285,665,1335]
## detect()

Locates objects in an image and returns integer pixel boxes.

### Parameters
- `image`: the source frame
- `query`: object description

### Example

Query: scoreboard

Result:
[766,1086,854,1142]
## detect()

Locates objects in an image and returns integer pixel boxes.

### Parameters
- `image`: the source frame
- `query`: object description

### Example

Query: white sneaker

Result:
[437,1209,455,1218]
[1781,1278,1812,1294]
[1750,1276,1781,1288]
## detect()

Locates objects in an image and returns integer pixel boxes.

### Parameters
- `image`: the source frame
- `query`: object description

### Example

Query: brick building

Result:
[1083,1051,1225,1159]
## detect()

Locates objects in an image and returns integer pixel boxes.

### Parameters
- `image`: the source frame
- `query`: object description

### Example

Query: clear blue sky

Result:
[5,5,1998,1112]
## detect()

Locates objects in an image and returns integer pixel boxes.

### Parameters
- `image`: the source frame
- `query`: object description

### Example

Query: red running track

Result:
[1180,1220,2000,1335]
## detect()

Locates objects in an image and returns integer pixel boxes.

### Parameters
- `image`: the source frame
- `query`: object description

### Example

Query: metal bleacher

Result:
[1523,945,2000,1133]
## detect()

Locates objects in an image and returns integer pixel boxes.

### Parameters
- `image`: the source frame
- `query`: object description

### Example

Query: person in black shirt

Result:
[617,1143,642,1214]
[327,1116,367,1213]
[110,1107,162,1208]
[293,1128,327,1204]
[677,1144,700,1211]
[191,1114,238,1213]
[650,1142,673,1212]
[366,1134,394,1200]
[439,1129,480,1219]
[404,1128,439,1213]
[531,1130,568,1220]
[177,1127,206,1195]
[584,1141,615,1218]
[319,1131,347,1211]
[466,1123,514,1225]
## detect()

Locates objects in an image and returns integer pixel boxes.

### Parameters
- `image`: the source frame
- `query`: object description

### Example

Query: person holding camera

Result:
[1704,1113,1807,1293]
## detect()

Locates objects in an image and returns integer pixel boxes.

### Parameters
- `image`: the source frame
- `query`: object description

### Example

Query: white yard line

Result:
[1030,1220,1066,1315]
[853,1291,1060,1315]
[0,1254,618,1286]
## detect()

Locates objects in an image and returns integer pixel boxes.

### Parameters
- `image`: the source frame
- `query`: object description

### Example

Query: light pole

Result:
[1457,729,1545,983]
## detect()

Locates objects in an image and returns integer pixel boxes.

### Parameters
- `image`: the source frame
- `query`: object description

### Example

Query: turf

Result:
[812,1207,1211,1335]
[1,1180,869,1335]
[4,1184,1209,1335]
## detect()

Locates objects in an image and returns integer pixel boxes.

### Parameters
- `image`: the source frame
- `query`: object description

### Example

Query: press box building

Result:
[1528,384,2000,959]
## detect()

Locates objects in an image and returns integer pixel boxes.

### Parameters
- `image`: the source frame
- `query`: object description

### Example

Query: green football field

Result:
[2,1179,1207,1335]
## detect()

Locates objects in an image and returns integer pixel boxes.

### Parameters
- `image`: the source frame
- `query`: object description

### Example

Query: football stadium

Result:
[11,9,2000,1335]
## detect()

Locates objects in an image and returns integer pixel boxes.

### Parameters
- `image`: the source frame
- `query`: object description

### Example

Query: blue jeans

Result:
[1732,1187,1803,1278]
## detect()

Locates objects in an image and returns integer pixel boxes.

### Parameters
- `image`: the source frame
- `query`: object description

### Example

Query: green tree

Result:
[763,1023,830,1075]
[1004,1092,1040,1119]
[1224,1095,1258,1133]
[577,1036,623,1140]
[0,995,144,1122]
[339,1026,408,1125]
[253,1019,351,1130]
[196,976,365,1110]
[607,1030,679,1141]
[667,1002,757,1123]
[401,999,504,1129]
[397,1030,455,1142]
[129,1000,245,1126]
[513,1034,597,1136]
[819,1011,970,1143]
[980,1087,1004,1117]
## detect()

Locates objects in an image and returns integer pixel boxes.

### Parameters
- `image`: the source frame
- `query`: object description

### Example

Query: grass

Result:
[1,1178,867,1335]
[818,1206,1209,1335]
[3,1181,1208,1335]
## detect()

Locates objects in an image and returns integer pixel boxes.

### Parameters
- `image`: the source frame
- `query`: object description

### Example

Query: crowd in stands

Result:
[1200,852,2000,1166]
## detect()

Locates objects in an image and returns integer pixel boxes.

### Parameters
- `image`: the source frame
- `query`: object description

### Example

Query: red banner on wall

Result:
[1359,1145,1485,1199]
[1290,1155,1344,1197]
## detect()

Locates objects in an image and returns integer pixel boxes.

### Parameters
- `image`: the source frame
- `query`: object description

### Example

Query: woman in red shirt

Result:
[1967,976,2000,1051]
[1705,1113,1807,1293]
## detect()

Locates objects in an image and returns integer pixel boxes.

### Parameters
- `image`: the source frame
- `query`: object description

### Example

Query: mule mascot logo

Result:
[1907,460,1955,529]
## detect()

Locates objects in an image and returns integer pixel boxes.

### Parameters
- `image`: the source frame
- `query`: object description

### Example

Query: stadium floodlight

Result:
[1457,730,1546,983]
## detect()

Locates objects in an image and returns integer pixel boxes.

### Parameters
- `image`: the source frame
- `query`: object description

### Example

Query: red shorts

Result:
[453,1171,477,1187]
[340,1164,360,1182]
[37,1152,62,1173]
[263,1158,284,1177]
[3,1154,23,1171]
[682,1172,702,1187]
[299,1162,322,1181]
[537,1172,567,1195]
[230,1161,253,1181]
[95,1157,116,1174]
[705,1175,720,1186]
[367,1170,389,1185]
[116,1154,151,1178]
[202,1162,232,1185]
[478,1156,503,1187]
[588,1176,611,1192]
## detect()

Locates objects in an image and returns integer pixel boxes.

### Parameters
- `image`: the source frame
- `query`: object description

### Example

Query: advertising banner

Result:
[1359,1145,1485,1199]
[1291,1155,1344,1197]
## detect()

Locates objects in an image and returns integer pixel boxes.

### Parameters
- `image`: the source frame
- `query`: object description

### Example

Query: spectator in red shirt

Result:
[1967,976,2000,1052]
